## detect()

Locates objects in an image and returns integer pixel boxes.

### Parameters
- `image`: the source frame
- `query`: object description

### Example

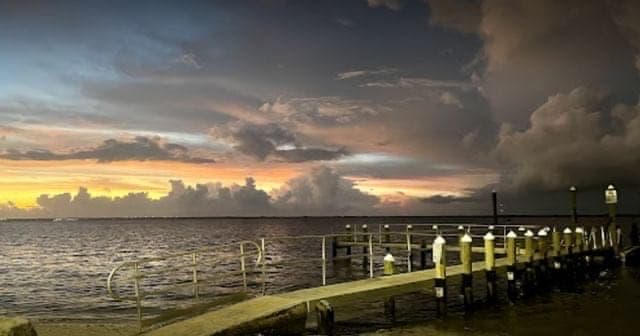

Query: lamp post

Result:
[570,186,577,226]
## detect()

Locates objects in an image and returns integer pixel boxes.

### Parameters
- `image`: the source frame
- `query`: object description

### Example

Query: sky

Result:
[1,0,640,217]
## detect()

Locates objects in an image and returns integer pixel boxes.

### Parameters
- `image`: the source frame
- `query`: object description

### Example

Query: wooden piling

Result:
[484,230,497,302]
[523,230,535,295]
[316,300,335,336]
[460,232,473,310]
[384,252,395,276]
[420,239,427,269]
[563,227,573,255]
[407,225,414,272]
[345,224,352,258]
[384,224,391,253]
[362,224,369,270]
[537,228,549,287]
[433,235,447,315]
[384,297,396,323]
[506,230,517,300]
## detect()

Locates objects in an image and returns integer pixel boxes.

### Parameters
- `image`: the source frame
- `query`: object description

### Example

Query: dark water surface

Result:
[0,216,638,335]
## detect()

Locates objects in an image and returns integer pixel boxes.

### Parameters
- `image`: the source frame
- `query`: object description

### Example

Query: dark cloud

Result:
[211,122,347,162]
[427,0,640,127]
[367,0,404,11]
[0,136,215,163]
[421,194,477,204]
[495,87,640,191]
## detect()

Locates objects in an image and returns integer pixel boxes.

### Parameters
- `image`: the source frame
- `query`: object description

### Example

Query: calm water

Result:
[0,216,638,335]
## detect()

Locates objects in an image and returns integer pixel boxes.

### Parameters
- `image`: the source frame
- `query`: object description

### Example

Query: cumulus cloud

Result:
[0,167,387,217]
[495,87,640,191]
[211,122,347,162]
[427,0,640,126]
[0,136,215,163]
[367,0,404,11]
[273,166,380,215]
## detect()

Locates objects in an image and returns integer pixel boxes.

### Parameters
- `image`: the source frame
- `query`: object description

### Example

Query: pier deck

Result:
[143,257,511,336]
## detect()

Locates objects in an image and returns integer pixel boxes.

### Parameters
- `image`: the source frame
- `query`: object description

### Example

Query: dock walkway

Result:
[143,257,510,336]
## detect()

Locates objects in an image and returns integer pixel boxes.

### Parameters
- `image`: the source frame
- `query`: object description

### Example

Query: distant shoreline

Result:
[1,213,637,222]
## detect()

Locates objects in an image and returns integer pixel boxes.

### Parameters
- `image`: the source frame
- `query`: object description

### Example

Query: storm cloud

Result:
[0,136,215,163]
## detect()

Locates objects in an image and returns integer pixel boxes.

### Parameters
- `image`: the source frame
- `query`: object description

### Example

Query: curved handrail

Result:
[107,240,263,302]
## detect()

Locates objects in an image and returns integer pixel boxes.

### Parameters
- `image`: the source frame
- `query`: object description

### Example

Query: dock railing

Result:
[107,222,615,330]
[107,240,263,329]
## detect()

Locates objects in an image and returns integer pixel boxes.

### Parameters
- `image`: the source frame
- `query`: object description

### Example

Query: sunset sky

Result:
[2,0,640,217]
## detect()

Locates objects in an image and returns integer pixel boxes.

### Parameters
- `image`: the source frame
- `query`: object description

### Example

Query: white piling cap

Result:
[575,227,584,233]
[488,225,495,231]
[461,233,472,243]
[484,231,495,240]
[545,226,551,232]
[607,184,615,190]
[507,230,517,238]
[537,229,548,236]
[345,224,351,229]
[518,226,526,232]
[570,186,576,191]
[563,227,572,234]
[432,224,438,230]
[457,225,465,230]
[384,224,390,229]
[384,253,395,262]
[407,224,413,230]
[434,235,446,245]
[525,230,534,237]
[362,224,368,229]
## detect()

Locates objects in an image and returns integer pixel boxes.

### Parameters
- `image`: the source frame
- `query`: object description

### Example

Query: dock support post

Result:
[345,224,352,258]
[523,230,535,295]
[575,227,585,280]
[384,252,395,276]
[384,297,396,323]
[563,227,574,285]
[537,228,549,287]
[407,225,413,272]
[331,236,338,263]
[420,239,427,269]
[552,228,562,281]
[322,237,327,286]
[384,224,391,252]
[460,232,473,310]
[362,224,369,271]
[433,235,447,316]
[316,300,335,336]
[506,230,517,300]
[484,230,497,302]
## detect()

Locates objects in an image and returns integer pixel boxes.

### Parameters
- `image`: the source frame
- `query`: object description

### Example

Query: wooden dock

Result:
[143,257,512,336]
[125,221,623,336]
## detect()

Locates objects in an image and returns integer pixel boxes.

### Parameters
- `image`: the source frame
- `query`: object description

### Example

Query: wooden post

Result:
[345,224,352,260]
[537,228,549,287]
[433,235,447,315]
[384,224,391,253]
[407,224,413,272]
[523,230,535,295]
[420,239,427,269]
[384,296,396,323]
[575,227,584,254]
[383,250,396,322]
[484,230,497,302]
[384,252,395,276]
[563,227,573,255]
[506,230,517,300]
[362,224,369,270]
[605,184,619,255]
[322,237,327,286]
[460,232,473,310]
[316,300,335,336]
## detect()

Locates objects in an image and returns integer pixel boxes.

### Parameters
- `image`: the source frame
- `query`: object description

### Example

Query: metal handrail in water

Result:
[107,240,264,329]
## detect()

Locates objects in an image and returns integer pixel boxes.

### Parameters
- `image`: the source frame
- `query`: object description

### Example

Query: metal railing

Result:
[106,222,547,329]
[107,240,263,329]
